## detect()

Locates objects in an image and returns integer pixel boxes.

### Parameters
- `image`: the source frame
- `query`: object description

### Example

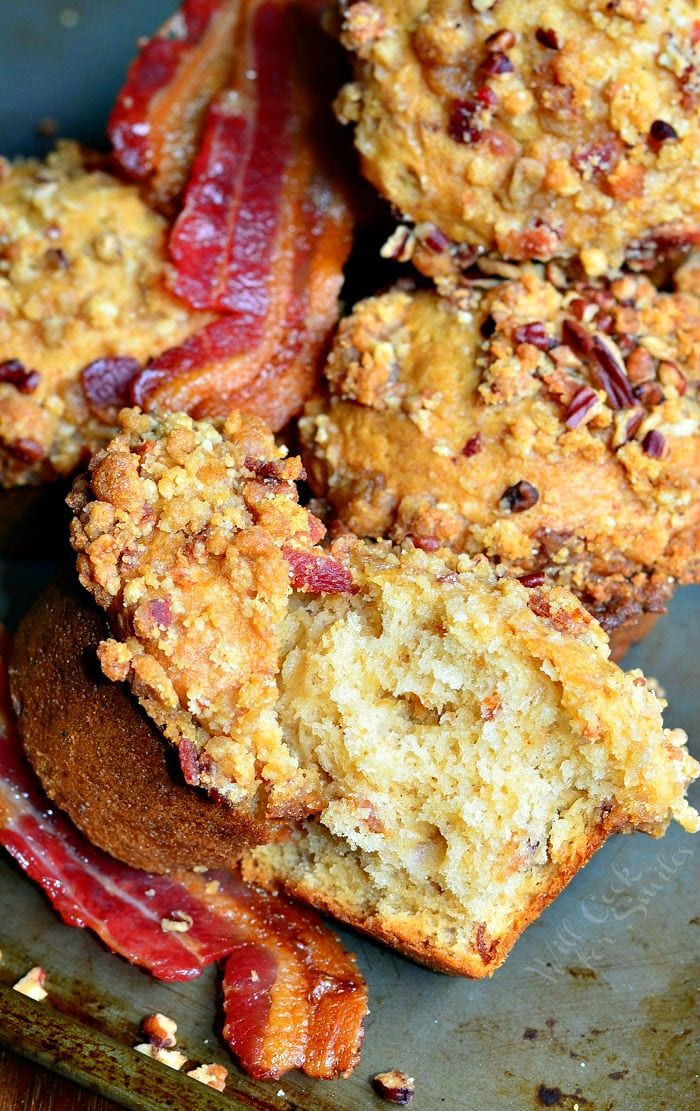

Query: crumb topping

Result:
[301,269,700,629]
[337,0,700,280]
[69,408,331,815]
[0,143,209,486]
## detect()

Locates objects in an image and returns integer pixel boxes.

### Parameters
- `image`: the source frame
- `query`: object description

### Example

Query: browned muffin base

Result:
[9,573,283,872]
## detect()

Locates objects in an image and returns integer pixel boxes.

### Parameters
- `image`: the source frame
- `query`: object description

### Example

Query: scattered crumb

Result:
[160,911,194,933]
[204,880,221,896]
[372,1070,415,1104]
[141,1012,178,1049]
[186,1063,228,1092]
[13,966,47,1001]
[134,1044,187,1071]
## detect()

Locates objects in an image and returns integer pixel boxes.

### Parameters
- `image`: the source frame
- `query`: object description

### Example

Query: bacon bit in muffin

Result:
[485,29,516,52]
[642,430,667,459]
[500,481,539,513]
[448,90,496,144]
[480,694,501,721]
[12,439,46,465]
[478,51,514,78]
[283,547,357,594]
[178,739,201,786]
[421,224,451,253]
[411,535,441,552]
[0,360,40,393]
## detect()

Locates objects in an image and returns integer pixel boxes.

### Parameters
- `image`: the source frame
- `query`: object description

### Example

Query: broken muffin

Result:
[63,407,698,975]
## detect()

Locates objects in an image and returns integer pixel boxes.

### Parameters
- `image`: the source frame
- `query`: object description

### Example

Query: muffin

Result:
[69,407,353,824]
[62,408,698,974]
[300,268,700,639]
[9,572,264,873]
[336,0,700,284]
[239,538,698,976]
[0,143,210,489]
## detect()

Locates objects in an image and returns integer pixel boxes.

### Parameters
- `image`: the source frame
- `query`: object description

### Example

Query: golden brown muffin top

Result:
[0,143,209,487]
[337,0,700,281]
[301,268,700,629]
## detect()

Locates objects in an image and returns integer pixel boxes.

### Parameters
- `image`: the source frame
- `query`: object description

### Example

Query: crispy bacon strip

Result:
[130,0,354,431]
[0,635,366,1078]
[108,0,242,206]
[183,871,367,1080]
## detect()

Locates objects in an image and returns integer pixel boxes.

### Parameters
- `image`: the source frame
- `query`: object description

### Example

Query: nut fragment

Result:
[500,481,539,513]
[186,1063,228,1091]
[134,1044,188,1070]
[160,910,194,933]
[372,1070,415,1104]
[13,966,47,1001]
[141,1012,178,1049]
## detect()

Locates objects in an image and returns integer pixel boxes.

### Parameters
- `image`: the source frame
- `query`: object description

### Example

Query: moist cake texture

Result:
[243,540,698,975]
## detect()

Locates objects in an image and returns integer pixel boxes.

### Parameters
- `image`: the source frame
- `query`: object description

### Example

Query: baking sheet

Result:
[0,3,698,1108]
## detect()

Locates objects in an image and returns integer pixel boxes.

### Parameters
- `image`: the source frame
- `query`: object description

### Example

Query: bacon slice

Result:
[108,0,242,207]
[186,870,367,1080]
[130,0,354,432]
[0,634,366,1078]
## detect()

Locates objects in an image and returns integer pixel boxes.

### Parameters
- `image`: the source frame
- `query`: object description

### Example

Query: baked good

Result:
[64,408,698,975]
[236,539,698,976]
[336,0,700,284]
[0,143,210,488]
[68,407,349,823]
[9,573,263,873]
[300,268,700,639]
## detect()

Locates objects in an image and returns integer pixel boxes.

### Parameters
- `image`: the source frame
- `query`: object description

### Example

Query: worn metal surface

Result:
[0,3,698,1107]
